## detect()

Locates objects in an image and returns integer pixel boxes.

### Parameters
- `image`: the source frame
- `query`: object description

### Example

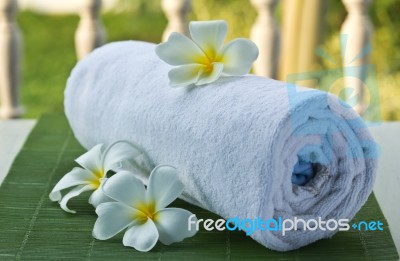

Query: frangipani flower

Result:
[49,141,153,213]
[93,165,198,252]
[155,20,259,87]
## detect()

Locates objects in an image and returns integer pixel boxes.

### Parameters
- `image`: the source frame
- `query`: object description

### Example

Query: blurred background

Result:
[1,0,399,120]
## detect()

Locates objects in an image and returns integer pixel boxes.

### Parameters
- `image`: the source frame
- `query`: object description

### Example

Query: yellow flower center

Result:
[90,169,104,189]
[204,62,214,73]
[135,201,157,224]
[90,178,101,189]
[195,48,224,73]
[93,169,104,178]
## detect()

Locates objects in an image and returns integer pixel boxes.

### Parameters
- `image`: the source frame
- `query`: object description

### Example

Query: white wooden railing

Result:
[75,0,105,59]
[0,0,372,118]
[340,0,372,114]
[0,0,23,118]
[250,0,280,78]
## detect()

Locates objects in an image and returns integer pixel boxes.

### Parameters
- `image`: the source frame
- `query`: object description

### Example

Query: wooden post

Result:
[75,0,105,60]
[250,0,280,79]
[297,0,324,75]
[161,0,190,42]
[278,0,304,81]
[340,0,372,115]
[0,0,23,119]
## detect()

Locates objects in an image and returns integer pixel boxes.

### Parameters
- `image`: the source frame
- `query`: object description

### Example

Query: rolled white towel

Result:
[64,41,378,251]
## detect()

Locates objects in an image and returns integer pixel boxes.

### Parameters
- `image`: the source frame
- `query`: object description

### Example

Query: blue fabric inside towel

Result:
[292,160,315,186]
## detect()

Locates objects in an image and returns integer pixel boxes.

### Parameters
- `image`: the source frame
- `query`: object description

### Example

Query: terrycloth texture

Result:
[64,41,378,251]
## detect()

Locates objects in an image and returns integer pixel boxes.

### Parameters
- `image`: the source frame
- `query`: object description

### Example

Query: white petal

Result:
[147,165,184,210]
[122,219,159,252]
[102,171,146,207]
[155,208,198,245]
[88,181,113,208]
[75,144,104,173]
[155,32,206,65]
[196,62,224,85]
[49,167,95,202]
[189,20,227,58]
[102,140,153,175]
[93,202,137,240]
[219,38,259,75]
[59,184,94,213]
[168,64,203,87]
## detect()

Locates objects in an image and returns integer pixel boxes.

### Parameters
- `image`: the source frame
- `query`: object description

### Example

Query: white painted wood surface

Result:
[0,0,23,119]
[250,0,280,78]
[369,123,400,255]
[0,120,398,255]
[75,0,105,59]
[340,0,372,115]
[161,0,190,42]
[0,119,35,184]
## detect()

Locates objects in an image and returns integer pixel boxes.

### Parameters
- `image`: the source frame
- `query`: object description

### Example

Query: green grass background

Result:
[18,0,400,120]
[19,7,166,118]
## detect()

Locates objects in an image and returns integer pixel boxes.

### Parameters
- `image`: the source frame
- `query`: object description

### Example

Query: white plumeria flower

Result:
[49,141,153,213]
[155,20,259,87]
[92,165,198,252]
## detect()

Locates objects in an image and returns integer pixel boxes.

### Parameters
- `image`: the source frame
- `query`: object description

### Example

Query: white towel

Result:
[64,41,378,251]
